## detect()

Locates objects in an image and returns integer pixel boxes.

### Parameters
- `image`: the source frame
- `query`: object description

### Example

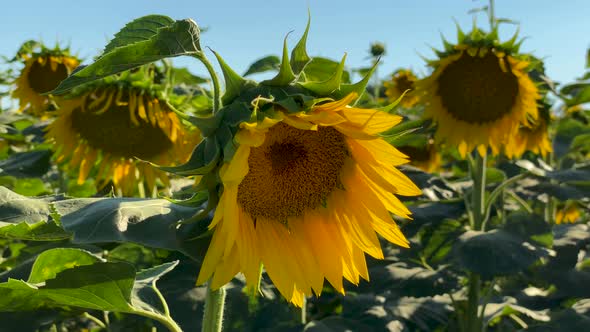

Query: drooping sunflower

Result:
[416,27,540,157]
[505,105,552,158]
[196,93,420,306]
[46,68,199,196]
[384,69,419,108]
[396,137,441,173]
[177,26,421,306]
[12,42,79,117]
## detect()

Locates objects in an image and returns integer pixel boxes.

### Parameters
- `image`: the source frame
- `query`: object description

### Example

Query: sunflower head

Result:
[168,19,421,306]
[416,25,540,157]
[384,69,419,108]
[556,201,582,224]
[395,135,441,173]
[11,40,80,117]
[46,65,199,196]
[505,99,553,159]
[369,42,386,57]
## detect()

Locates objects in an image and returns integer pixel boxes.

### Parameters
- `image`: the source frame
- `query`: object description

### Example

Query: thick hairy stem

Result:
[202,283,226,332]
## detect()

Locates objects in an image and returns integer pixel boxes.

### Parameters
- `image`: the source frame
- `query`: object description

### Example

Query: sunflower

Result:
[195,92,421,306]
[384,69,419,108]
[505,106,552,159]
[46,80,198,196]
[12,46,79,117]
[556,201,582,224]
[416,28,540,157]
[397,137,441,173]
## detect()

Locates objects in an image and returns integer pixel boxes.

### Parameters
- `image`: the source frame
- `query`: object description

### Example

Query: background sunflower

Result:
[46,66,200,196]
[505,105,552,159]
[11,41,79,117]
[384,69,420,108]
[416,27,540,157]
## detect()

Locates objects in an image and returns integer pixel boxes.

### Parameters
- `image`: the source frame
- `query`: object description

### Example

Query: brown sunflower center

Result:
[395,75,415,92]
[70,90,173,160]
[237,122,349,222]
[436,51,519,124]
[398,145,432,163]
[27,58,69,94]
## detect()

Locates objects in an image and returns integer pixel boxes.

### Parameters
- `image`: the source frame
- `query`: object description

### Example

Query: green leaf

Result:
[333,60,376,101]
[571,133,590,152]
[0,220,70,241]
[54,197,204,257]
[482,297,550,326]
[108,243,158,270]
[131,261,178,313]
[419,219,464,264]
[409,201,465,227]
[561,82,590,106]
[0,187,210,260]
[0,259,183,330]
[385,296,452,331]
[553,223,590,248]
[102,15,175,54]
[485,167,507,184]
[503,212,552,247]
[12,178,50,197]
[212,50,250,105]
[453,230,551,278]
[527,182,588,201]
[42,263,132,310]
[305,317,375,332]
[28,248,100,283]
[301,57,351,84]
[158,136,220,176]
[0,150,52,178]
[554,117,590,157]
[52,18,202,94]
[243,55,281,76]
[0,262,135,312]
[290,12,312,74]
[261,36,296,86]
[546,169,590,185]
[524,309,590,331]
[171,67,209,85]
[368,263,457,297]
[0,186,54,224]
[67,179,97,198]
[300,54,347,95]
[12,40,41,61]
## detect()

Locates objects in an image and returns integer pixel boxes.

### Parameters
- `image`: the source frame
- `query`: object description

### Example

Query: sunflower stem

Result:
[194,54,222,114]
[488,0,496,31]
[373,59,380,103]
[202,282,226,332]
[300,297,307,325]
[466,152,487,332]
[472,153,487,231]
[82,312,106,329]
[466,272,482,332]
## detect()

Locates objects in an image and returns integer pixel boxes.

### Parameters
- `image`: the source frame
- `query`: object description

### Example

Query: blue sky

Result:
[1,0,589,88]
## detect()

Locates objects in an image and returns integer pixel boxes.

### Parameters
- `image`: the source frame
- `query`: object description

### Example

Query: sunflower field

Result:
[0,2,589,332]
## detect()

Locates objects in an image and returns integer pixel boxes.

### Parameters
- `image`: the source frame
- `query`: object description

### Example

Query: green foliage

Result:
[0,250,182,330]
[1,11,590,332]
[0,187,210,259]
[52,16,202,94]
[243,55,281,76]
[454,230,551,278]
[0,150,51,178]
[261,36,296,86]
